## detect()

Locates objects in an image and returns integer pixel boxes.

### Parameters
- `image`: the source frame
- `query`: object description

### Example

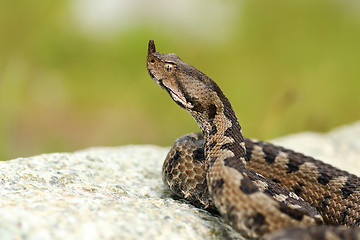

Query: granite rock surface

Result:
[1,121,360,240]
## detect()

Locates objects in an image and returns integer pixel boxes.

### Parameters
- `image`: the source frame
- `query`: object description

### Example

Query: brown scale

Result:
[162,133,214,210]
[147,40,360,239]
[244,139,360,226]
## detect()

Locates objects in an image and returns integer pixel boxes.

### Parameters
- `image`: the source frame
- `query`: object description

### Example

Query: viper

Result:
[146,40,360,239]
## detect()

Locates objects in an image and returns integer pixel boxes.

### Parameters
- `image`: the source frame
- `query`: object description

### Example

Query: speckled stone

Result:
[0,121,359,240]
[0,146,240,240]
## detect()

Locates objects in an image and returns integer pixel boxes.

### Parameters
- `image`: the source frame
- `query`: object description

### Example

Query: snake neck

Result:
[198,92,248,170]
[146,39,247,169]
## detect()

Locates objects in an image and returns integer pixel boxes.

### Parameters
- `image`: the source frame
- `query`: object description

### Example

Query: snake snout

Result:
[148,40,156,55]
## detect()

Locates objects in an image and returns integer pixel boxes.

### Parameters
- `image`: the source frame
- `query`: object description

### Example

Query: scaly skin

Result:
[146,40,360,239]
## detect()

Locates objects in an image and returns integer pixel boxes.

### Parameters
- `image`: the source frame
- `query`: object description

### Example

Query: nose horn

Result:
[148,40,156,55]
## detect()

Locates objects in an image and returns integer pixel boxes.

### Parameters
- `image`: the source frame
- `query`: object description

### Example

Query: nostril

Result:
[150,59,155,63]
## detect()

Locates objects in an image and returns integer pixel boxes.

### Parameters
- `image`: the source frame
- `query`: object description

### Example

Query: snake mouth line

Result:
[148,70,156,81]
[151,74,192,109]
[168,90,190,109]
[163,85,193,109]
[159,81,188,108]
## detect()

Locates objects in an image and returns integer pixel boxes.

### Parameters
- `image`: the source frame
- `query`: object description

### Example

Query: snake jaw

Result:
[167,89,193,109]
[158,78,193,110]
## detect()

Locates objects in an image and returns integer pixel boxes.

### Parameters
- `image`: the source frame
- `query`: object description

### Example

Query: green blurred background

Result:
[1,0,359,160]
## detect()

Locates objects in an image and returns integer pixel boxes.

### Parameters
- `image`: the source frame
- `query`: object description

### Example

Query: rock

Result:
[0,146,240,240]
[1,121,360,240]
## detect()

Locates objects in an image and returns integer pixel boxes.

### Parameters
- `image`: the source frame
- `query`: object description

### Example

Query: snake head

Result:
[146,40,229,123]
[147,40,194,110]
[146,40,239,136]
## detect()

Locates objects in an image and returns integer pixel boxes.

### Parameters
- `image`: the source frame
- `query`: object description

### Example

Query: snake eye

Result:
[164,63,174,73]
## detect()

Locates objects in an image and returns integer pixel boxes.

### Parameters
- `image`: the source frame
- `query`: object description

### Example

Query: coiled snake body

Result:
[146,40,360,239]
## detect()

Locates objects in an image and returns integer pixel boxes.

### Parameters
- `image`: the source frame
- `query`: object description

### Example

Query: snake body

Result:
[146,40,360,239]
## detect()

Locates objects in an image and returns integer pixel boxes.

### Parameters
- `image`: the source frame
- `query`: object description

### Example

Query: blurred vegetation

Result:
[0,0,359,160]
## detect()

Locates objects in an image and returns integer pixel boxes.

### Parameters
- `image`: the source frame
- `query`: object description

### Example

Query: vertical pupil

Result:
[166,65,171,72]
